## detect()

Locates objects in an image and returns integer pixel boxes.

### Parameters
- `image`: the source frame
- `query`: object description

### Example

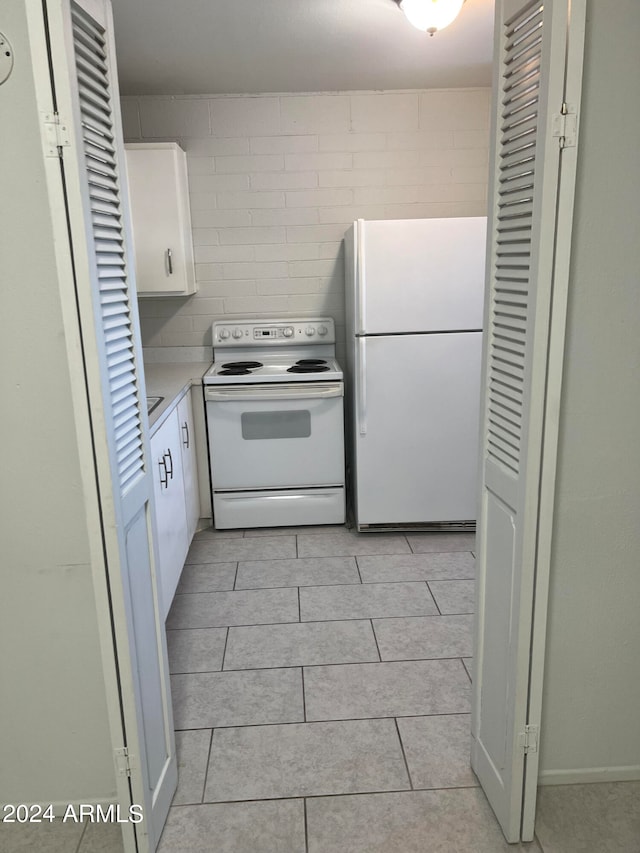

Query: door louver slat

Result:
[115,419,141,445]
[110,380,137,408]
[486,1,543,474]
[90,199,120,217]
[94,239,124,255]
[88,171,119,192]
[72,36,108,74]
[84,126,114,152]
[501,143,537,170]
[75,66,110,105]
[71,2,143,494]
[80,108,114,140]
[501,113,538,140]
[85,143,116,168]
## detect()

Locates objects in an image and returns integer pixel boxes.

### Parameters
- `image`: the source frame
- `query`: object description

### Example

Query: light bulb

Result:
[400,0,465,35]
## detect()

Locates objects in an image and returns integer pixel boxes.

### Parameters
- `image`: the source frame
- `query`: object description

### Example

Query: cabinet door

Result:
[177,391,200,542]
[150,411,189,618]
[125,144,196,296]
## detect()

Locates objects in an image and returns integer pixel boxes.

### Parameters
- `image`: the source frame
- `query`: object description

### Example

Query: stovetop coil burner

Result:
[287,364,331,373]
[296,359,327,366]
[219,368,252,375]
[222,361,263,369]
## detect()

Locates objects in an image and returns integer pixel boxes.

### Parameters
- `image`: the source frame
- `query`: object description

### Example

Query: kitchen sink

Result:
[146,396,164,415]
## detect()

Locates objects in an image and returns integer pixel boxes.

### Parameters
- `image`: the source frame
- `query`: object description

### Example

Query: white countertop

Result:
[143,361,211,435]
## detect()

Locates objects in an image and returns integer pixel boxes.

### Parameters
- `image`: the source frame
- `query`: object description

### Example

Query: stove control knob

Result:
[232,328,243,340]
[305,326,316,337]
[283,327,294,338]
[318,325,328,337]
[219,328,230,340]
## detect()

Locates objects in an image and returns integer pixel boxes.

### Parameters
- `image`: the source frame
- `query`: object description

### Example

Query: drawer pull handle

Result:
[159,457,168,489]
[182,421,190,449]
[164,448,173,479]
[166,248,173,275]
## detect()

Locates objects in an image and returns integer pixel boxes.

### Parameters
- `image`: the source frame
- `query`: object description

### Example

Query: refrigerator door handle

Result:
[357,336,367,435]
[356,218,365,334]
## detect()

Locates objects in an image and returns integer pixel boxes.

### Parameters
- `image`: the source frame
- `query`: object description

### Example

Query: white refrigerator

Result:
[344,217,487,530]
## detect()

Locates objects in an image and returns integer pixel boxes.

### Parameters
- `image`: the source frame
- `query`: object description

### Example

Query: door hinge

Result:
[114,746,132,778]
[552,103,577,149]
[42,112,71,157]
[519,724,539,754]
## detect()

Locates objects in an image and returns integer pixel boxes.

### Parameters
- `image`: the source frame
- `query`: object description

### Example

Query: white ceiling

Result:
[111,0,495,96]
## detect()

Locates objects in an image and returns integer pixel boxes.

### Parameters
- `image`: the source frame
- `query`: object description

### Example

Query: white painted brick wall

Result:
[122,89,490,352]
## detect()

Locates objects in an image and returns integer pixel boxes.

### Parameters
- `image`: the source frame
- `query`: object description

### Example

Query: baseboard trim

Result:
[538,766,640,786]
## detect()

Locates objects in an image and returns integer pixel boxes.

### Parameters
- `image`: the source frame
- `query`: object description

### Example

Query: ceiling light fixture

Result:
[392,0,466,36]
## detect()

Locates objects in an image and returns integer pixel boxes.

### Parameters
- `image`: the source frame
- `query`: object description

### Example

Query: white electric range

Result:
[203,317,345,529]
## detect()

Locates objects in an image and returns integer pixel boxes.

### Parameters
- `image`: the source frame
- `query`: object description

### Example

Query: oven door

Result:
[205,382,345,490]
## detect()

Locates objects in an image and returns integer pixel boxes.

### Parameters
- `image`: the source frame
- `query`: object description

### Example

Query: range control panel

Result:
[212,317,335,346]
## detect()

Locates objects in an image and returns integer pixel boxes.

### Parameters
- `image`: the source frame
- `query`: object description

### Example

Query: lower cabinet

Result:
[150,409,188,619]
[177,391,199,543]
[150,390,200,619]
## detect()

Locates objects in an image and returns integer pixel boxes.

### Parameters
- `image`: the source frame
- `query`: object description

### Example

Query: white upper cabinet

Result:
[125,142,197,296]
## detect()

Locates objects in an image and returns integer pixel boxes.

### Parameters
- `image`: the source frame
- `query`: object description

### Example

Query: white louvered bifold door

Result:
[73,6,144,495]
[472,0,585,843]
[43,1,176,849]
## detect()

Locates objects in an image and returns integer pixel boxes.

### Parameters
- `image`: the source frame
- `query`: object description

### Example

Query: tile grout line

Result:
[173,712,472,735]
[216,656,472,672]
[194,780,483,809]
[220,627,230,671]
[303,797,310,853]
[232,561,239,590]
[187,546,467,566]
[186,553,471,565]
[301,667,307,722]
[394,716,414,791]
[174,575,476,595]
[200,726,215,804]
[370,619,383,662]
[354,555,363,584]
[74,821,88,853]
[171,656,471,674]
[168,612,474,631]
[462,657,473,684]
[427,581,442,616]
[297,586,301,622]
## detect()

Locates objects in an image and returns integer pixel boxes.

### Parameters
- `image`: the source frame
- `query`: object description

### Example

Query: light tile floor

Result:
[157,525,640,852]
[5,525,638,852]
[160,524,488,851]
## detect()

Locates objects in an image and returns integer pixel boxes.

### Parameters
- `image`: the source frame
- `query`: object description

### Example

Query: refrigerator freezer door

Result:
[357,217,486,334]
[352,332,482,526]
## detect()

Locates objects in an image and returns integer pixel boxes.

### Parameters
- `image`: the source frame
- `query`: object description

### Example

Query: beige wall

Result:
[121,88,491,357]
[539,0,640,783]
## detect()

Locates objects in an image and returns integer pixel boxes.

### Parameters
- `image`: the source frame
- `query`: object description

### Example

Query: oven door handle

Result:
[204,382,344,402]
